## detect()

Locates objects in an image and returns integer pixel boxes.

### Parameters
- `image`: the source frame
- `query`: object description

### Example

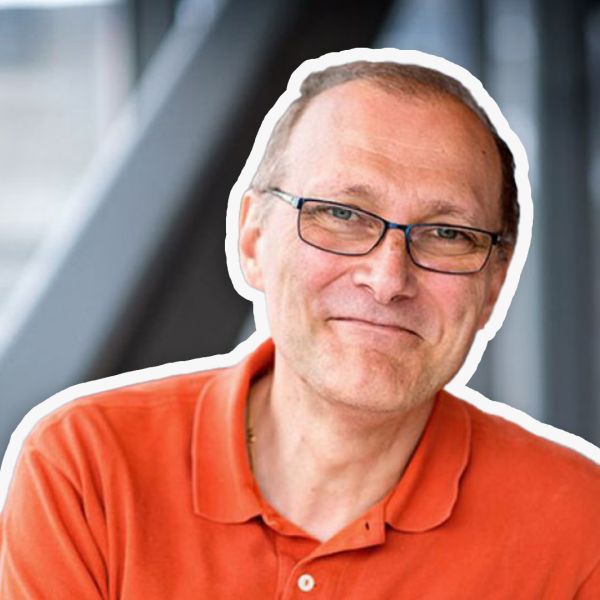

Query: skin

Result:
[239,81,511,542]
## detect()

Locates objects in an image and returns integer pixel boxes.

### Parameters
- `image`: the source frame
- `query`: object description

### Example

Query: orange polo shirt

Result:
[1,338,600,599]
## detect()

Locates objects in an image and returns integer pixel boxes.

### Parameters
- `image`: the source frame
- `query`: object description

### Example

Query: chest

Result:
[106,511,578,600]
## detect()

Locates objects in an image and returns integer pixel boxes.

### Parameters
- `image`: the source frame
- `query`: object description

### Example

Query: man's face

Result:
[240,81,510,415]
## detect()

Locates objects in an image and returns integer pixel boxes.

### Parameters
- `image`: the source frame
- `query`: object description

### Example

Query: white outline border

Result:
[2,48,599,512]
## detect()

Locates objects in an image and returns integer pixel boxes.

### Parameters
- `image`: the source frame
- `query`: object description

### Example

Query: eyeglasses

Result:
[266,188,503,275]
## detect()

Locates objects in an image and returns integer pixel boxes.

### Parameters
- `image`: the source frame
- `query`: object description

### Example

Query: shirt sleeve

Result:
[0,439,108,600]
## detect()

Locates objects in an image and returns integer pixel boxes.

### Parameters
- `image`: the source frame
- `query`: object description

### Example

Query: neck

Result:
[248,354,435,542]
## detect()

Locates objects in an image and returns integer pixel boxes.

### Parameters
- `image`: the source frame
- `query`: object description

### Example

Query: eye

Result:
[327,206,357,221]
[434,227,461,240]
[430,227,479,243]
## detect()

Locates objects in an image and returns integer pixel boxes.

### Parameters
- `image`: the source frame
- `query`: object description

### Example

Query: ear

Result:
[477,252,512,331]
[239,190,266,291]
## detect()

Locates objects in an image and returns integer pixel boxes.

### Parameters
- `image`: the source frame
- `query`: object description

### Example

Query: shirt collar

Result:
[192,338,274,522]
[192,338,471,532]
[384,389,471,532]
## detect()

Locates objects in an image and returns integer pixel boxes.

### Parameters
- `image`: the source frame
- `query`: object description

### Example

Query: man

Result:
[1,54,599,599]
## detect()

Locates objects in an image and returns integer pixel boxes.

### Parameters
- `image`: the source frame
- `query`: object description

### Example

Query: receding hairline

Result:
[250,61,519,254]
[253,65,500,194]
[285,78,497,173]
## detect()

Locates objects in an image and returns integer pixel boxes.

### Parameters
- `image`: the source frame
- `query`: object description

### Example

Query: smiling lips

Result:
[330,317,420,338]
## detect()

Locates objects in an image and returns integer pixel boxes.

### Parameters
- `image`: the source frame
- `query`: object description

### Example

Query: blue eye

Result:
[329,207,355,221]
[435,228,460,240]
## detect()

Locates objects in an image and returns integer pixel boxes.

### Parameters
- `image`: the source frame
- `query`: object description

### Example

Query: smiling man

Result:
[238,73,512,543]
[2,55,600,599]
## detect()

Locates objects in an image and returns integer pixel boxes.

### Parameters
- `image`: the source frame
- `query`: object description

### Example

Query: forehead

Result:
[282,81,502,226]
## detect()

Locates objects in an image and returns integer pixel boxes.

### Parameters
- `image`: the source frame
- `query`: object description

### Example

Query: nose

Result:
[351,228,418,304]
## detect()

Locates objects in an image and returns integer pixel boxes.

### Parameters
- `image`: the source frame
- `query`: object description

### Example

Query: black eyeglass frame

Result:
[266,188,503,275]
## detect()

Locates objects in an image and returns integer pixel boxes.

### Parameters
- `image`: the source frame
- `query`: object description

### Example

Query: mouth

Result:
[329,317,421,339]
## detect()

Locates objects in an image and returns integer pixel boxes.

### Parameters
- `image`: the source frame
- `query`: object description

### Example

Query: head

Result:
[239,60,517,416]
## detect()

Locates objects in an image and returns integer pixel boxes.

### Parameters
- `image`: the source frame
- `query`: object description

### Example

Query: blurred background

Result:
[0,0,599,463]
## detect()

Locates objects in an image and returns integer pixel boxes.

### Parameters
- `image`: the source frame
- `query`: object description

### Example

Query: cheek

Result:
[260,227,313,301]
[263,243,347,327]
[259,218,297,286]
[429,277,490,338]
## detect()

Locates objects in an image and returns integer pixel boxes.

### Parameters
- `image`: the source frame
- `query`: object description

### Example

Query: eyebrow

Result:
[418,199,483,225]
[321,183,383,208]
[317,185,485,226]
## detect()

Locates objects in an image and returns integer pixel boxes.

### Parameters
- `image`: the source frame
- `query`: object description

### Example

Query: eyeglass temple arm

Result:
[267,188,303,209]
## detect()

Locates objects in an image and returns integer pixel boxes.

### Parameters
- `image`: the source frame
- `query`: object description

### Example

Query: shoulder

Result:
[438,392,600,590]
[450,391,600,523]
[461,394,600,474]
[23,365,229,469]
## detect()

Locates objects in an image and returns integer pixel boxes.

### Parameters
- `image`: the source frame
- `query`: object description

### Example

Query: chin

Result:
[323,379,419,416]
[315,352,418,413]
